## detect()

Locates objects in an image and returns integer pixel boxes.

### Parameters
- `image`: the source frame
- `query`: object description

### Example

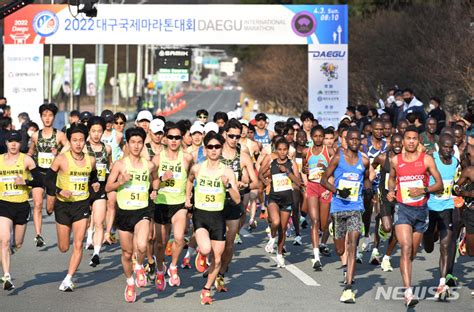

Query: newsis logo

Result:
[375,286,462,301]
[33,11,59,37]
[292,11,316,37]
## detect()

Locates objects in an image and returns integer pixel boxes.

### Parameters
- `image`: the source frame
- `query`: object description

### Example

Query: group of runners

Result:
[0,102,472,308]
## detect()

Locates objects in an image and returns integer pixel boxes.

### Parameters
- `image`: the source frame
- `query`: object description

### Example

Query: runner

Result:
[386,125,443,307]
[196,109,209,124]
[0,131,42,290]
[188,122,204,154]
[85,117,112,267]
[421,117,438,153]
[44,124,99,291]
[383,120,393,146]
[371,133,403,272]
[28,103,68,248]
[300,110,315,146]
[253,113,274,154]
[262,138,301,267]
[320,127,371,303]
[292,129,308,244]
[185,131,240,305]
[303,125,334,270]
[217,118,258,292]
[153,122,193,290]
[105,127,158,303]
[424,133,459,301]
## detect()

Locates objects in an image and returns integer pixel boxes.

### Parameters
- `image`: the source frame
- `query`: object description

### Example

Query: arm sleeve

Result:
[25,167,44,188]
[44,169,58,196]
[89,169,98,184]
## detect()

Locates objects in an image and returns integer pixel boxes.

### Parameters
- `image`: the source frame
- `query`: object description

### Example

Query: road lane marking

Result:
[207,90,226,112]
[240,228,253,238]
[271,257,320,286]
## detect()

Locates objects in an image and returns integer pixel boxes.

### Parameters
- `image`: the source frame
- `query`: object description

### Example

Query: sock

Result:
[372,247,378,254]
[64,274,72,283]
[93,245,101,256]
[87,229,93,241]
[405,287,413,296]
[440,277,446,286]
[203,286,211,291]
[277,253,283,260]
[126,277,134,286]
[170,263,177,270]
[383,255,390,261]
[134,263,142,271]
[4,273,10,279]
[185,247,195,259]
[313,248,320,261]
[365,237,370,246]
[344,284,352,290]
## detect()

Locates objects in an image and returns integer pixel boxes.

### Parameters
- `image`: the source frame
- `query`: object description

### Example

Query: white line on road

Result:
[207,90,226,113]
[271,257,320,286]
[240,228,253,238]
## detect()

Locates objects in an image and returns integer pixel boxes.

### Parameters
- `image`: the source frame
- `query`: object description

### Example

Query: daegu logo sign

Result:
[33,11,59,37]
[292,11,316,37]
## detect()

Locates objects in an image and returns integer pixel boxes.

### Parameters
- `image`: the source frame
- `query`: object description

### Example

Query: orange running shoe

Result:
[181,257,192,269]
[124,284,136,303]
[454,196,465,208]
[195,252,209,273]
[200,288,213,305]
[167,266,181,287]
[134,267,147,288]
[165,239,173,257]
[155,264,167,292]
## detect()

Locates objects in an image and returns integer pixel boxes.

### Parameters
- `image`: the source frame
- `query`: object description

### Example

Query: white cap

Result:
[340,115,351,122]
[136,110,153,123]
[150,118,165,134]
[227,111,237,120]
[190,123,204,134]
[204,122,219,134]
[240,119,249,127]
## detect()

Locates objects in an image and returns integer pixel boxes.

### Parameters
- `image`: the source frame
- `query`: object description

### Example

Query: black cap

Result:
[80,111,93,122]
[287,117,297,126]
[6,130,22,142]
[255,113,267,121]
[100,109,114,123]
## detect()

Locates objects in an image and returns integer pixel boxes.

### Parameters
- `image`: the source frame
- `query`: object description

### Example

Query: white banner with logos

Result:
[308,44,348,128]
[4,44,44,128]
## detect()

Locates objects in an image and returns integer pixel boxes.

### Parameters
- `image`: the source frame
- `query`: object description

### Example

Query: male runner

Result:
[45,124,99,291]
[320,127,371,303]
[421,118,438,153]
[253,113,274,154]
[0,131,42,290]
[28,103,68,247]
[185,131,240,305]
[105,127,158,303]
[387,125,443,307]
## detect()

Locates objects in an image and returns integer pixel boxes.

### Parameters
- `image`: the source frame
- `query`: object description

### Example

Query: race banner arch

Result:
[4,4,348,126]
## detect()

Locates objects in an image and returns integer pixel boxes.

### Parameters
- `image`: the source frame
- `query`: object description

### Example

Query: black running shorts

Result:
[0,200,30,225]
[193,209,225,241]
[54,198,90,226]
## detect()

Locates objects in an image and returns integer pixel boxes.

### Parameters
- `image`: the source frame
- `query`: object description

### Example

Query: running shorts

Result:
[0,200,30,225]
[224,196,244,220]
[154,203,187,225]
[378,191,395,218]
[193,209,225,241]
[307,181,332,203]
[427,209,453,234]
[393,203,429,233]
[54,198,90,226]
[331,210,362,240]
[116,207,151,232]
[463,207,474,235]
[89,181,108,205]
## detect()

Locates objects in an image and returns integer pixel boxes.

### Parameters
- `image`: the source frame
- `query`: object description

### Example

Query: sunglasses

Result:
[166,135,182,141]
[154,131,164,136]
[115,121,124,125]
[206,144,222,150]
[198,115,208,119]
[227,134,241,140]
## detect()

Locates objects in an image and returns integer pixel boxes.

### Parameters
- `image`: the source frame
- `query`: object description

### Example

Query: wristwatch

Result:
[423,187,429,194]
[226,183,232,190]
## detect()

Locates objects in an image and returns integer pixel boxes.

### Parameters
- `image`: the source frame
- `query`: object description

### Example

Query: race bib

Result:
[272,173,292,192]
[336,179,360,202]
[96,163,107,182]
[70,176,88,196]
[1,176,22,196]
[38,152,54,169]
[308,166,324,182]
[400,179,424,204]
[199,186,224,209]
[295,158,303,172]
[434,179,453,200]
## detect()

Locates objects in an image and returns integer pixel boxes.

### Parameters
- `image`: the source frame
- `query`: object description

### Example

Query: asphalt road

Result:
[1,208,473,311]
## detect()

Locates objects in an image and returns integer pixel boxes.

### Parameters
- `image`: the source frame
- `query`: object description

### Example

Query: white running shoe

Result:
[265,238,275,253]
[293,235,302,246]
[59,279,75,292]
[276,255,285,268]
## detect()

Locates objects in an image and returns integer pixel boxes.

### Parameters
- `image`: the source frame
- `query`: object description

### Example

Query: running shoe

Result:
[134,267,147,288]
[248,219,257,231]
[124,284,136,303]
[155,265,167,292]
[445,274,458,287]
[312,259,322,271]
[265,226,271,234]
[34,234,45,248]
[85,242,93,250]
[301,219,308,229]
[89,254,100,267]
[356,251,363,264]
[265,238,275,254]
[59,279,75,292]
[328,222,333,236]
[434,284,450,301]
[340,289,355,303]
[167,266,181,287]
[459,237,466,256]
[404,292,419,307]
[145,259,156,281]
[181,257,192,269]
[195,252,209,273]
[259,210,266,220]
[165,239,173,257]
[361,240,369,253]
[200,288,213,305]
[293,235,302,246]
[2,276,14,291]
[369,249,381,265]
[215,275,228,292]
[378,224,390,241]
[276,256,286,268]
[235,234,243,245]
[381,257,393,272]
[319,244,331,257]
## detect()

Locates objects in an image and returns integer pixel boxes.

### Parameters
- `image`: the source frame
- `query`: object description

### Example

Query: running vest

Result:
[220,144,242,181]
[306,145,330,183]
[196,145,206,164]
[254,129,271,153]
[331,150,365,213]
[117,157,150,210]
[86,141,108,182]
[0,153,30,203]
[35,129,58,170]
[146,143,156,159]
[396,152,429,207]
[101,129,122,162]
[421,132,438,152]
[427,152,458,211]
[194,161,226,212]
[155,149,187,205]
[364,136,387,186]
[269,158,293,201]
[378,151,392,193]
[56,152,92,202]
